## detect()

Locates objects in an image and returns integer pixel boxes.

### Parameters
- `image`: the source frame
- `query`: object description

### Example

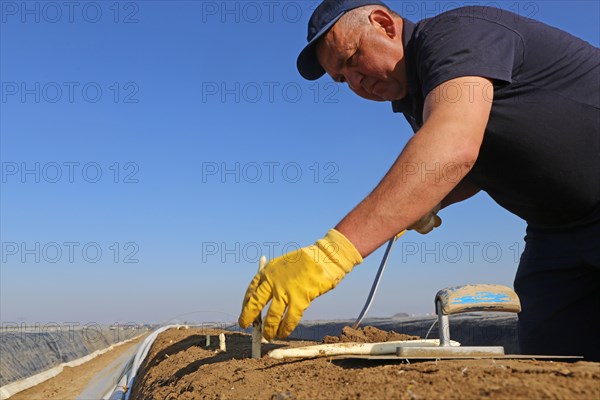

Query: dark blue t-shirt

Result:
[392,6,600,229]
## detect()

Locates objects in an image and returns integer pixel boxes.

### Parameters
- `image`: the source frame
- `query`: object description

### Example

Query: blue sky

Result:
[1,1,598,325]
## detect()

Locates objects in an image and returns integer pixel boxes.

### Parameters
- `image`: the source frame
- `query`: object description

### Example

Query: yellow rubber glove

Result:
[408,203,442,234]
[238,229,363,340]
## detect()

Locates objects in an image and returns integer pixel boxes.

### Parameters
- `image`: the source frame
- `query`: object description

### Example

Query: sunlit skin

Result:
[315,8,408,102]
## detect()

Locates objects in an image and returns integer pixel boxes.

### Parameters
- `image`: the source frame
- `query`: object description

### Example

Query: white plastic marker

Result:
[252,255,268,359]
[219,333,226,352]
[268,339,460,360]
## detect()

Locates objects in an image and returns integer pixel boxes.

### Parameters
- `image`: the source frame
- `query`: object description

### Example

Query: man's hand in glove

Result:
[238,229,362,340]
[408,203,442,234]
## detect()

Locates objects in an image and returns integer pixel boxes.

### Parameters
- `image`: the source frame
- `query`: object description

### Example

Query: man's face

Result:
[315,9,407,102]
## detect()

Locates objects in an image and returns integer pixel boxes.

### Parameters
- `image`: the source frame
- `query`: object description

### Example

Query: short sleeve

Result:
[415,12,524,97]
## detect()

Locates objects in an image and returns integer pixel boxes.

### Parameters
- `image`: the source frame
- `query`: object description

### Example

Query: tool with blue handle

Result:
[397,284,521,357]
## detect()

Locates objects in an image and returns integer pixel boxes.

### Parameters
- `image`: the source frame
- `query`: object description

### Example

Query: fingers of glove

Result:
[414,213,442,234]
[409,218,426,231]
[277,302,307,339]
[242,272,262,306]
[262,294,288,341]
[238,273,263,328]
[238,281,273,329]
[412,217,433,234]
[410,211,434,231]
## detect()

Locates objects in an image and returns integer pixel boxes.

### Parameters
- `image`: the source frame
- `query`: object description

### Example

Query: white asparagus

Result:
[251,255,268,359]
[268,339,460,360]
[219,333,226,352]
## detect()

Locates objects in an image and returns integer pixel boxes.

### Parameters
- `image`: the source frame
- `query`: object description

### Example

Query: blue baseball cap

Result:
[297,0,387,80]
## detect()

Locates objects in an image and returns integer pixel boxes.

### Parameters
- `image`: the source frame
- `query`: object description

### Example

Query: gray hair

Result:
[337,5,400,30]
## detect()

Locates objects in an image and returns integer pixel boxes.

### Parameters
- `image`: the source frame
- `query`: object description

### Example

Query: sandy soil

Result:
[323,326,420,343]
[11,334,148,400]
[131,328,600,400]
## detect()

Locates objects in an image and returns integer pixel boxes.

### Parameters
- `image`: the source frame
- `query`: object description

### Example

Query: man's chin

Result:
[356,89,395,102]
[374,95,396,102]
[377,85,407,101]
[372,90,402,102]
[367,89,391,102]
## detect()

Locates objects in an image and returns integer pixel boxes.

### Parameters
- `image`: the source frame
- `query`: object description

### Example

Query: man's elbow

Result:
[444,139,481,179]
[457,144,480,168]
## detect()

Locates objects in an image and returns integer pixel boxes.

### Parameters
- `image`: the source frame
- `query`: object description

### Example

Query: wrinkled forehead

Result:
[316,23,359,72]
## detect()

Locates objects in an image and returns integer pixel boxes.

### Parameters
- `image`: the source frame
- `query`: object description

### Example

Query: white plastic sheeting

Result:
[0,333,146,400]
[121,325,182,400]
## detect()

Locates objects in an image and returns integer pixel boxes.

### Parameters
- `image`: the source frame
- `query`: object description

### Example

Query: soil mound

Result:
[130,328,600,400]
[322,325,420,343]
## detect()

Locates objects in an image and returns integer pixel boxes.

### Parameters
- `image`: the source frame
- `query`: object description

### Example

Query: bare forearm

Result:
[334,77,492,258]
[335,126,476,257]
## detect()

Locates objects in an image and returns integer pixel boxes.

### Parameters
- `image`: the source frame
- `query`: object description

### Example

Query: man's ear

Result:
[369,9,397,38]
